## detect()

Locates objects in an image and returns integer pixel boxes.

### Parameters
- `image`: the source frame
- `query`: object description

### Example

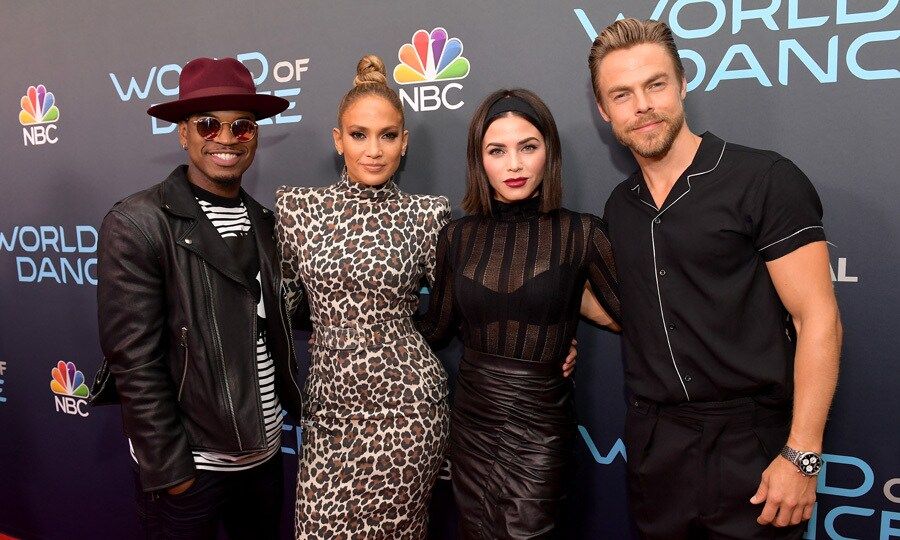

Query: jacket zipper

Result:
[250,295,268,445]
[201,260,243,450]
[177,326,189,401]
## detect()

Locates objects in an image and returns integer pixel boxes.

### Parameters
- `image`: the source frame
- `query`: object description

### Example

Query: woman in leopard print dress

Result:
[275,55,450,539]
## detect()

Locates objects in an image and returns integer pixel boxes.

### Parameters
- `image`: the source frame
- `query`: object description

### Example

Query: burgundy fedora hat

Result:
[147,57,289,123]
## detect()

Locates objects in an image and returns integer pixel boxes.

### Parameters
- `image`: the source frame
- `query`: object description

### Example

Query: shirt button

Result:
[683,375,692,382]
[184,238,192,244]
[659,269,667,276]
[654,217,661,224]
[667,323,676,331]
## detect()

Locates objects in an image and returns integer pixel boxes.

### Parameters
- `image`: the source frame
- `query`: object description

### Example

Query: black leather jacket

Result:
[92,166,303,492]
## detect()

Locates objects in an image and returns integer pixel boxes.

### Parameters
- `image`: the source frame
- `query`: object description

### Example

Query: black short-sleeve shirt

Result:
[604,132,826,406]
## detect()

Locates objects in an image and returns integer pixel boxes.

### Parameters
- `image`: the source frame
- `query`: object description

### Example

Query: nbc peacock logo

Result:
[393,27,469,112]
[19,84,60,146]
[50,360,90,417]
[19,85,59,125]
[394,27,470,84]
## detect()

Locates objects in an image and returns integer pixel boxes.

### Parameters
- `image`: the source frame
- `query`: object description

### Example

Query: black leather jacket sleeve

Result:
[97,209,195,491]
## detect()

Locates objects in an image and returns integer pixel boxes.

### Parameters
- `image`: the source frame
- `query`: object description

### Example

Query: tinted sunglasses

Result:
[191,116,258,142]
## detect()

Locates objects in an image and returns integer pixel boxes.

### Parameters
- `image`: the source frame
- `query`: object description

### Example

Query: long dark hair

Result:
[462,88,562,215]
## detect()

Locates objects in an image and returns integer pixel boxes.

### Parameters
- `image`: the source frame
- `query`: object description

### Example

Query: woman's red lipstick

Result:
[504,177,528,188]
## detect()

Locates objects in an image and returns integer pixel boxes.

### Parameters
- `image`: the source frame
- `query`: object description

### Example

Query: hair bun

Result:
[353,55,388,87]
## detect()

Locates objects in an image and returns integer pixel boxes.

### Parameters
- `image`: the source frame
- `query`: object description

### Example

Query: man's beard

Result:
[613,109,684,159]
[209,174,242,187]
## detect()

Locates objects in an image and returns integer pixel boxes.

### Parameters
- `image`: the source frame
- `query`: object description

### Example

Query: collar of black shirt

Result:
[490,196,541,222]
[629,131,726,202]
[189,181,243,208]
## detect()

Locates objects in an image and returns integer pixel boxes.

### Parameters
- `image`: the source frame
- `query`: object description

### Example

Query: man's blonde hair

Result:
[588,18,684,100]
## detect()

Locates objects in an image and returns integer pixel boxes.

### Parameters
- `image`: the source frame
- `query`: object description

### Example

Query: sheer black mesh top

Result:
[417,197,621,364]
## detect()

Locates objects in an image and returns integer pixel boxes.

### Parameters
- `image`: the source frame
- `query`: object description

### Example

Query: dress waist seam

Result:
[313,316,416,350]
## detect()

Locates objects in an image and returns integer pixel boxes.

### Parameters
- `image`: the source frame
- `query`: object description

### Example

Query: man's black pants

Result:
[624,397,806,540]
[134,452,283,540]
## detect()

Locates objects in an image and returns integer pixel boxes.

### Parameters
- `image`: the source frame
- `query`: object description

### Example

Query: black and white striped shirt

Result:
[196,198,252,238]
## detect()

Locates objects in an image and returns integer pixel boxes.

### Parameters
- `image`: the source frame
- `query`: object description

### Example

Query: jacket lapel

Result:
[160,166,255,292]
[245,193,278,295]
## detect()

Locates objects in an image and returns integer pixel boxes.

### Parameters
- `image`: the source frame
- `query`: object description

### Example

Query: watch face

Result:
[798,452,822,475]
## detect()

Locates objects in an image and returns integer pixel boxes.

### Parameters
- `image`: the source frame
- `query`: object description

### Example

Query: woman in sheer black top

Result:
[416,89,620,538]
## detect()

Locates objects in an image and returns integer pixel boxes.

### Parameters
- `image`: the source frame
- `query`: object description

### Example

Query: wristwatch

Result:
[780,445,823,476]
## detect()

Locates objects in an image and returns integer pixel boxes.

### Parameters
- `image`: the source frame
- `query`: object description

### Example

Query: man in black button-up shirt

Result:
[585,18,842,540]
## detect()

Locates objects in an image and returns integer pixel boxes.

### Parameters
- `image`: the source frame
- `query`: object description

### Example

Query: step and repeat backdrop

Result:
[1,1,897,538]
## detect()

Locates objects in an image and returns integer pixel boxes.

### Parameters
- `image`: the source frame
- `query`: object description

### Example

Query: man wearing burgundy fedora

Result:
[92,57,304,539]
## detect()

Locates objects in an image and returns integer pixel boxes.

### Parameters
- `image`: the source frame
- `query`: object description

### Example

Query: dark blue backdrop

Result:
[1,1,898,538]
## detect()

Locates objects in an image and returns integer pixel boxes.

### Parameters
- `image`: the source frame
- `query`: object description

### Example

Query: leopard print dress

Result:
[275,174,451,539]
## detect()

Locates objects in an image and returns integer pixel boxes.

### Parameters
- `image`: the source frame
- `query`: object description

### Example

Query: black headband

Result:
[483,95,542,132]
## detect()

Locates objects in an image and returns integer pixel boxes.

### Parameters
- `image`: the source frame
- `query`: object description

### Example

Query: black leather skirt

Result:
[450,348,577,539]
